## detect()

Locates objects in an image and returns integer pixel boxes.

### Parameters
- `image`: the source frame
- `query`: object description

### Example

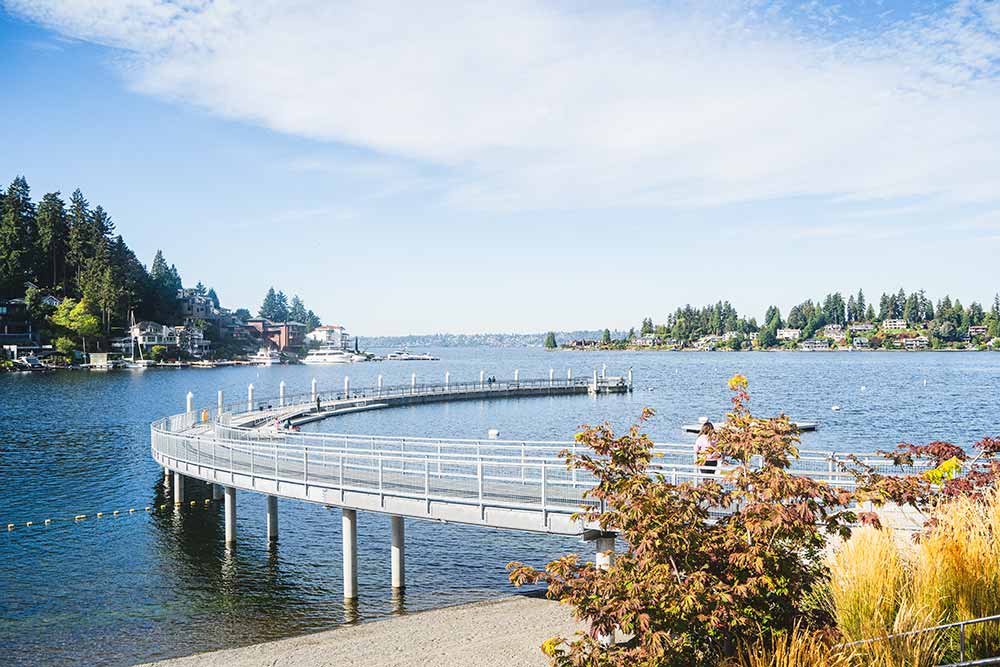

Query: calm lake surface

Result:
[2,349,999,666]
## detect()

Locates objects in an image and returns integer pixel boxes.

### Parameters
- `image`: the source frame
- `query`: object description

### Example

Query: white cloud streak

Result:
[7,0,1000,212]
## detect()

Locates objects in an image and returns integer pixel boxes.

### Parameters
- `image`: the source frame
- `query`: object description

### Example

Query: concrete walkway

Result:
[135,596,582,667]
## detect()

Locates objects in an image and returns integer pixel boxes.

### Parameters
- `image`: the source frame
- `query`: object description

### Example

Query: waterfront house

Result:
[634,333,662,347]
[246,319,307,352]
[904,336,930,351]
[306,325,351,350]
[853,337,870,349]
[176,289,217,322]
[175,325,211,357]
[777,328,801,341]
[130,321,180,349]
[970,325,989,338]
[848,322,875,334]
[798,338,831,351]
[0,297,37,350]
[881,319,908,331]
[565,339,599,349]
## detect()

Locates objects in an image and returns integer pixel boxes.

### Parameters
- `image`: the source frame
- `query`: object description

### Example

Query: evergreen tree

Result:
[274,291,289,322]
[259,287,279,320]
[206,287,220,308]
[0,176,37,296]
[602,328,611,344]
[544,331,557,349]
[640,317,654,335]
[305,309,321,330]
[36,191,68,290]
[193,281,207,296]
[66,189,92,289]
[288,295,308,323]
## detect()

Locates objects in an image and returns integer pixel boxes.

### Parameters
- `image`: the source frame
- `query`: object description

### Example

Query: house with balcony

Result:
[848,322,875,334]
[852,336,870,349]
[881,319,908,331]
[903,336,930,351]
[176,289,217,322]
[970,325,989,338]
[798,338,831,351]
[245,319,306,352]
[634,333,662,347]
[777,328,801,341]
[130,321,179,350]
[306,325,351,350]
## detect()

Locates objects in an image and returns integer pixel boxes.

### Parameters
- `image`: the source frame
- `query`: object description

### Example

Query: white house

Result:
[635,333,661,347]
[130,321,179,349]
[799,338,831,351]
[853,337,870,349]
[306,325,350,349]
[969,325,989,338]
[848,323,875,333]
[822,324,846,341]
[903,336,930,350]
[777,328,801,341]
[881,319,908,331]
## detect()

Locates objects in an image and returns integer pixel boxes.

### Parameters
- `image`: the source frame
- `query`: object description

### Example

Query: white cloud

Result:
[7,0,1000,212]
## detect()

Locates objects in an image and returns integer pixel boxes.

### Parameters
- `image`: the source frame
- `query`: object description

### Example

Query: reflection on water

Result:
[2,349,999,666]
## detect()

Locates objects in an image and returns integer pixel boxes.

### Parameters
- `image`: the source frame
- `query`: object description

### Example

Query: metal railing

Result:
[151,377,932,528]
[843,614,1000,666]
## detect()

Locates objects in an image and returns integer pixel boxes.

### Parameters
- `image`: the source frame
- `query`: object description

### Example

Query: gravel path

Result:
[135,595,582,667]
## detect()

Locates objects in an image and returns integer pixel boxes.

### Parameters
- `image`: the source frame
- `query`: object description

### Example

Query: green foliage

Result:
[601,328,611,344]
[54,336,76,355]
[149,345,167,362]
[545,331,558,349]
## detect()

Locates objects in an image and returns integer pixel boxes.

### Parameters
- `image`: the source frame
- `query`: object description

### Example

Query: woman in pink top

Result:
[694,422,718,475]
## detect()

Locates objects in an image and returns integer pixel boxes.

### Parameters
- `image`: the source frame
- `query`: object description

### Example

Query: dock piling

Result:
[265,495,278,542]
[311,378,317,402]
[343,508,358,599]
[186,391,194,414]
[224,487,237,545]
[279,381,286,407]
[247,384,254,412]
[391,515,405,589]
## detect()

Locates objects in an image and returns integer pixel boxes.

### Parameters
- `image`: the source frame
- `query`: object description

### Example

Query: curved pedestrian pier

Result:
[150,369,909,599]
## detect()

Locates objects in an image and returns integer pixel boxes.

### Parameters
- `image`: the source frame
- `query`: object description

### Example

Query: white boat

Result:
[385,349,439,361]
[13,356,47,371]
[125,312,155,369]
[302,344,355,365]
[249,347,281,366]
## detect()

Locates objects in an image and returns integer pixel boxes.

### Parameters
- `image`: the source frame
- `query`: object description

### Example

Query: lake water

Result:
[2,349,999,666]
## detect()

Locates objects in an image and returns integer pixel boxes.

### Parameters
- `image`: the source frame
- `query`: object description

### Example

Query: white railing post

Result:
[549,368,554,386]
[541,462,547,526]
[480,370,485,388]
[248,383,254,412]
[217,389,224,414]
[627,368,633,389]
[311,378,317,403]
[344,376,350,398]
[303,447,309,486]
[445,371,449,389]
[411,373,416,394]
[513,369,519,384]
[279,380,286,407]
[186,391,194,414]
[377,374,383,396]
[601,363,606,379]
[567,368,572,385]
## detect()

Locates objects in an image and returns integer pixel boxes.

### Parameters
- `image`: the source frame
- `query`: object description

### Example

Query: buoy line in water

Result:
[3,497,219,535]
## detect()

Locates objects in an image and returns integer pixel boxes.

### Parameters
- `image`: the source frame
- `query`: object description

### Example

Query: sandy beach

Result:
[134,595,581,667]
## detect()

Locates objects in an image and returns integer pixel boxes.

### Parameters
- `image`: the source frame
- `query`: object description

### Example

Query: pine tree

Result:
[274,291,290,322]
[206,287,219,308]
[602,328,611,344]
[36,192,68,291]
[288,295,308,323]
[66,189,92,290]
[0,176,37,295]
[259,287,278,320]
[544,331,557,348]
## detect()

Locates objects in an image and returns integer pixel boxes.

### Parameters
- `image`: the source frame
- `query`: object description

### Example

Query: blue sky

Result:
[0,1,998,335]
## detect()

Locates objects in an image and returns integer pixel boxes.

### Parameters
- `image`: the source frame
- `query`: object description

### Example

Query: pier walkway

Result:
[150,369,913,598]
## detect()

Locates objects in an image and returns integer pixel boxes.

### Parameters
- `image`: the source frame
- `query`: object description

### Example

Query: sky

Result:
[0,0,998,335]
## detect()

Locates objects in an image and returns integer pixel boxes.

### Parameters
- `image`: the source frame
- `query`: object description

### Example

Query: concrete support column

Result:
[212,483,224,500]
[247,383,254,412]
[163,467,172,492]
[343,508,358,599]
[279,380,286,407]
[265,495,278,542]
[391,515,405,590]
[344,376,350,398]
[224,486,237,545]
[596,535,616,570]
[173,471,185,506]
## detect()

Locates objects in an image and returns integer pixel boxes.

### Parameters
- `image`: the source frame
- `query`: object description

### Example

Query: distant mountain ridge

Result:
[359,330,628,348]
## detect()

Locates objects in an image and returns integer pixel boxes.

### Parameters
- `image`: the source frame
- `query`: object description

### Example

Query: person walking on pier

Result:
[695,422,719,475]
